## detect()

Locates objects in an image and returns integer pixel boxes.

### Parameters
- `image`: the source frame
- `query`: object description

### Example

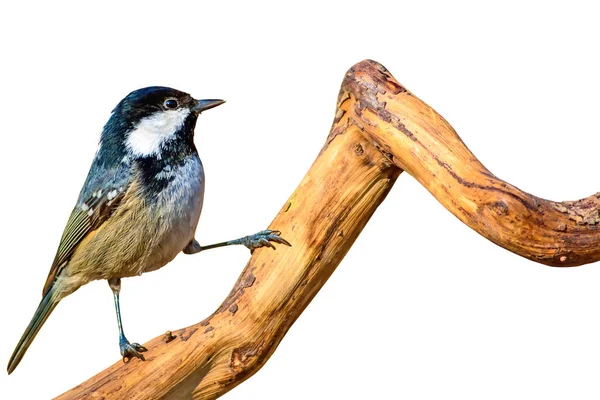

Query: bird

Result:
[7,86,290,374]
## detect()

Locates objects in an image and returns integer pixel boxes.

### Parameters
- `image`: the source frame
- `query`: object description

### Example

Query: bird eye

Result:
[164,99,178,109]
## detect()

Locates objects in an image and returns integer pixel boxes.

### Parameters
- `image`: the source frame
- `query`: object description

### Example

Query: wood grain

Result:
[57,59,600,399]
[338,60,600,266]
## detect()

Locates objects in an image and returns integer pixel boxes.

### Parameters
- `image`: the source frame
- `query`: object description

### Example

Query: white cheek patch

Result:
[125,108,190,157]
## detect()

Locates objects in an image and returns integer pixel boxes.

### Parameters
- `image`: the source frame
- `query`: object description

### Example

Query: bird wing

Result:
[42,160,133,296]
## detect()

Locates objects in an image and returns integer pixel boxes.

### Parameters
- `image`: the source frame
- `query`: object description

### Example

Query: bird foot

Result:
[120,339,147,363]
[241,230,291,252]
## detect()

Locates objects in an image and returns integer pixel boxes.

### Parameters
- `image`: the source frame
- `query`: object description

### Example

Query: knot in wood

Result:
[163,330,176,343]
[230,342,262,374]
[489,201,509,216]
[353,143,365,156]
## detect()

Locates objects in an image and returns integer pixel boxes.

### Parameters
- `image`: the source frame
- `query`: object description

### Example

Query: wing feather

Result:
[42,162,132,296]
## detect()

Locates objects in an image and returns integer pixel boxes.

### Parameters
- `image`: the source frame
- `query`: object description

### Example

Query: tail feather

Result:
[7,288,59,374]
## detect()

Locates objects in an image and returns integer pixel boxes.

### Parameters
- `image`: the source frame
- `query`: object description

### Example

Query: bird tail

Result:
[7,288,59,374]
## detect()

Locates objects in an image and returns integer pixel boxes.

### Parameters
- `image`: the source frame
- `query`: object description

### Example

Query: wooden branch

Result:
[57,110,400,399]
[337,61,600,266]
[57,59,600,399]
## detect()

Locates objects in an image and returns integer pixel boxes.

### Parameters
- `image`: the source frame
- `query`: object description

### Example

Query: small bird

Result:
[7,87,290,374]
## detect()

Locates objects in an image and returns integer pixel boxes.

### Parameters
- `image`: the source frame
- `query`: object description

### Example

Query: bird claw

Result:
[243,230,291,252]
[120,340,147,363]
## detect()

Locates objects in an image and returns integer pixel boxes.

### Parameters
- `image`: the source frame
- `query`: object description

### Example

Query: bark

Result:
[336,61,600,266]
[57,59,600,399]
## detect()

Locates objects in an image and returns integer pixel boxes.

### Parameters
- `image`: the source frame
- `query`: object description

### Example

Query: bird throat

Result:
[135,129,198,194]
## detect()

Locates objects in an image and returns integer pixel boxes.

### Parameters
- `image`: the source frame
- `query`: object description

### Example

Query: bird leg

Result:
[183,229,291,255]
[108,278,147,363]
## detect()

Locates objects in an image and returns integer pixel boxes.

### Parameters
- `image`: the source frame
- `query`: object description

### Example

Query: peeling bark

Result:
[339,60,600,267]
[57,60,600,400]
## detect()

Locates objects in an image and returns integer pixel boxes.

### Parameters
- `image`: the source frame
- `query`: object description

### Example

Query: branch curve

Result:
[336,60,600,267]
[57,59,600,400]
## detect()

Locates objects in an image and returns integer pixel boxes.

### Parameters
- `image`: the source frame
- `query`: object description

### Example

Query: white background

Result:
[1,1,600,399]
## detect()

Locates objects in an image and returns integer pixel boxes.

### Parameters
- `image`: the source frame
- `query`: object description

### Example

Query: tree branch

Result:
[57,59,600,399]
[338,60,600,266]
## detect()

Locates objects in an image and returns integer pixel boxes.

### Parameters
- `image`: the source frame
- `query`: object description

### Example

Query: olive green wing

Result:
[42,182,130,297]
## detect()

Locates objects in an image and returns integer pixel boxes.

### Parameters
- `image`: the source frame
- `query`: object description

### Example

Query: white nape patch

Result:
[125,108,190,158]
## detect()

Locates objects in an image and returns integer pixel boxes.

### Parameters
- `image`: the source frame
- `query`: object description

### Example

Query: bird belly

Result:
[142,159,205,272]
[141,156,205,273]
[62,156,205,290]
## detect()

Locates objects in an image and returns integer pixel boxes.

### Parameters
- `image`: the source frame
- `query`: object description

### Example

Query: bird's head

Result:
[100,86,224,161]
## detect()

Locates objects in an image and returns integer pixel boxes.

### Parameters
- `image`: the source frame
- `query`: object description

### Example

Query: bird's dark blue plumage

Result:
[79,87,198,203]
[7,85,288,375]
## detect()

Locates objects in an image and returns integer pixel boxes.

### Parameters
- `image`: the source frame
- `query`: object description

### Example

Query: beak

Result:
[193,99,226,113]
